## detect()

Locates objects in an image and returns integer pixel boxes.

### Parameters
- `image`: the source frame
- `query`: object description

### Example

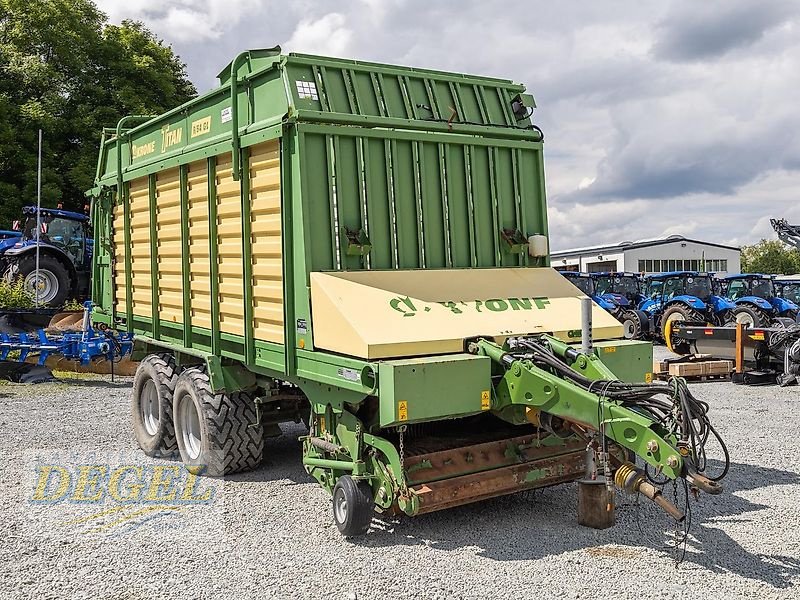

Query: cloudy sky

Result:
[95,0,800,251]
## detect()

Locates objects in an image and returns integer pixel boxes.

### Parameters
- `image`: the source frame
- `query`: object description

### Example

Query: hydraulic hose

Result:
[491,336,730,486]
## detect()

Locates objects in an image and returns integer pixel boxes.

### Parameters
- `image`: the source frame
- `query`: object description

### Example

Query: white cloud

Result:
[95,0,262,42]
[284,13,353,57]
[94,0,800,249]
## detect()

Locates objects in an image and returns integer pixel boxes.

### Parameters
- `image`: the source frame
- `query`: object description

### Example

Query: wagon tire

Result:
[172,366,263,476]
[332,475,374,537]
[131,353,179,458]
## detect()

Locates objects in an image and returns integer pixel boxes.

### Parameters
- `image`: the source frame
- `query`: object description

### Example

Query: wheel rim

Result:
[666,313,686,325]
[23,269,59,304]
[623,319,636,339]
[179,393,202,460]
[140,379,160,436]
[735,312,755,326]
[334,488,348,524]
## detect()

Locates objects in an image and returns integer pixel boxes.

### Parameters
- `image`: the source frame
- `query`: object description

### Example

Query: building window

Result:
[586,260,617,273]
[720,259,727,271]
[638,260,646,272]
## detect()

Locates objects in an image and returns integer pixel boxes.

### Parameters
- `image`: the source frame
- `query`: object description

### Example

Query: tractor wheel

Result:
[332,475,374,537]
[131,354,179,458]
[172,366,263,476]
[10,254,73,307]
[661,305,701,354]
[661,305,702,339]
[621,310,643,339]
[785,309,798,323]
[732,306,767,328]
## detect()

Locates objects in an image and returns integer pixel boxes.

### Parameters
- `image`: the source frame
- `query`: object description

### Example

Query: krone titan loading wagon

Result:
[88,47,726,535]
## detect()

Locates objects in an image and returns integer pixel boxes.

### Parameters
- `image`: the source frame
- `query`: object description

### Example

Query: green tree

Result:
[740,240,800,274]
[0,0,196,226]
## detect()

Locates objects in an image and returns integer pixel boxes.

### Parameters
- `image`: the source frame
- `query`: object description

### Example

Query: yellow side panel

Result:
[155,168,183,323]
[249,140,284,344]
[112,200,127,315]
[187,161,212,330]
[216,154,245,336]
[128,177,151,317]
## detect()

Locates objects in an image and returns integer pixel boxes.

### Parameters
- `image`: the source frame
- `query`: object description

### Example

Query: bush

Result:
[741,240,800,274]
[0,277,35,309]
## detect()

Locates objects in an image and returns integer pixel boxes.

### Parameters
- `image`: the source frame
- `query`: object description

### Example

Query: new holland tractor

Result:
[720,274,800,327]
[83,48,728,536]
[640,271,737,346]
[0,206,92,307]
[592,272,649,339]
[560,271,649,340]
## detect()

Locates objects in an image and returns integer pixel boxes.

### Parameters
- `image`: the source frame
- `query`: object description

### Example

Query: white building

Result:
[550,235,741,275]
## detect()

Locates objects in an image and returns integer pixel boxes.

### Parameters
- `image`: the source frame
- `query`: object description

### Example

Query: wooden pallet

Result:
[652,356,733,381]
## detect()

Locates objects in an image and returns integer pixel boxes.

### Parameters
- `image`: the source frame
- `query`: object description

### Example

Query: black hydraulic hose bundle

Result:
[509,338,730,483]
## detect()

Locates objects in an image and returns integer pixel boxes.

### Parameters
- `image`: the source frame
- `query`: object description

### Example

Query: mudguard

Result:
[736,296,773,312]
[771,297,799,314]
[594,295,616,311]
[708,294,737,312]
[599,292,630,307]
[666,295,706,311]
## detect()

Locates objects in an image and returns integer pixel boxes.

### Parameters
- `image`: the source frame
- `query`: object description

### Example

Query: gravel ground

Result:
[1,350,799,600]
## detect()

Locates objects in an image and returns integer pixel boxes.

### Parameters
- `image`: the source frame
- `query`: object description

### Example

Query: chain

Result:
[398,425,406,474]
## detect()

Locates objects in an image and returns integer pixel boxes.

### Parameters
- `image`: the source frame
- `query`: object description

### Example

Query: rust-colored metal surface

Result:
[404,433,585,486]
[411,450,586,514]
[403,432,587,514]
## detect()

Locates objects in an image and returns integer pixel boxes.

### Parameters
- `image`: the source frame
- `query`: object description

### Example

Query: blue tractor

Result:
[720,274,800,327]
[775,278,800,306]
[0,206,93,307]
[559,271,648,339]
[590,271,650,339]
[640,271,738,346]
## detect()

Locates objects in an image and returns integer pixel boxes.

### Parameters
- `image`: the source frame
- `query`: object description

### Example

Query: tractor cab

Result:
[13,207,91,268]
[775,279,800,305]
[592,272,643,306]
[559,271,615,311]
[722,274,799,325]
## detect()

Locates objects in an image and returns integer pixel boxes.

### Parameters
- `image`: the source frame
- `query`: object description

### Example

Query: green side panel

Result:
[297,124,547,274]
[284,54,529,129]
[591,340,654,383]
[378,354,492,427]
[90,48,552,389]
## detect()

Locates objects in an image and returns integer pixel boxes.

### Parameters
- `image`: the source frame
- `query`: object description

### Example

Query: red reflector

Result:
[704,329,713,335]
